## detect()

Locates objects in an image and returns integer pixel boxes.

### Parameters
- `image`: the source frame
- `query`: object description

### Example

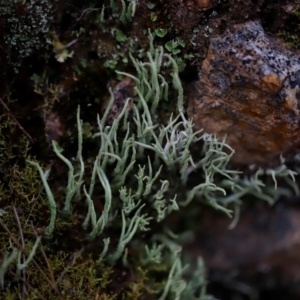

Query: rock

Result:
[102,77,134,126]
[188,207,300,271]
[185,206,300,298]
[188,21,300,166]
[45,112,65,143]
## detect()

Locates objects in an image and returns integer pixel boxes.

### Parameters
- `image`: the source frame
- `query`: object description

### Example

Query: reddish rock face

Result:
[188,21,300,167]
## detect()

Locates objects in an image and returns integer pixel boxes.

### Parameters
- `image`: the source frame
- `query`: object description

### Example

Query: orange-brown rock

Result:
[188,21,300,167]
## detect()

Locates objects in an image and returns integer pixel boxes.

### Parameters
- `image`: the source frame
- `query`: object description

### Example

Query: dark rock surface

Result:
[186,206,300,298]
[188,21,300,166]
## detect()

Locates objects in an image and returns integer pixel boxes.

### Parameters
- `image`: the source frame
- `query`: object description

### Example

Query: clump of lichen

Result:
[0,115,123,299]
[0,19,215,296]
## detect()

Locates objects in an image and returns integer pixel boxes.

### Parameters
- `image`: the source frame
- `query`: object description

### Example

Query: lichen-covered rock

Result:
[188,21,300,166]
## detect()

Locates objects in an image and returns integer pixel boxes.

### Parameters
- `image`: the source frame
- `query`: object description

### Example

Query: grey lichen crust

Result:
[0,0,53,68]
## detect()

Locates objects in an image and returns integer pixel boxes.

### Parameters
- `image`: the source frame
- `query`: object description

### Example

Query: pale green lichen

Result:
[13,38,212,298]
[1,23,300,298]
